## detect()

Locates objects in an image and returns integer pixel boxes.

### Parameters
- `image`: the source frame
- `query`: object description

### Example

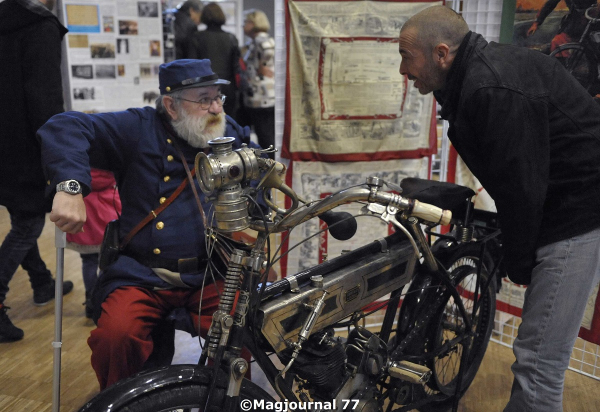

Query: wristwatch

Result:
[56,180,82,195]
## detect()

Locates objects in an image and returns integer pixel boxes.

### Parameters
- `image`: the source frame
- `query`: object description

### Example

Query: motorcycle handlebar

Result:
[250,185,452,233]
[585,5,600,23]
[195,144,451,234]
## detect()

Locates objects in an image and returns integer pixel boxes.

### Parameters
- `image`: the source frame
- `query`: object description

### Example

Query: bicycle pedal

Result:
[388,361,432,384]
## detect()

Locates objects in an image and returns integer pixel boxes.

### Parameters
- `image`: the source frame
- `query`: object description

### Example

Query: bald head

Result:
[401,6,469,52]
[398,6,469,94]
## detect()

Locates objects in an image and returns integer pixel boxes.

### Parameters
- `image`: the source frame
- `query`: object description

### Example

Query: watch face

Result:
[67,181,80,193]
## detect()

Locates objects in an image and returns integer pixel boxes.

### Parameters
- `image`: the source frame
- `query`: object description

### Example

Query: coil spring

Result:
[459,226,474,242]
[218,260,244,312]
[206,253,244,358]
[206,326,221,359]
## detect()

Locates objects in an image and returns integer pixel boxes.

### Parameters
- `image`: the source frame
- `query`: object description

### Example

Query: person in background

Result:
[527,0,598,52]
[0,0,73,342]
[173,0,203,59]
[241,9,276,158]
[190,2,241,120]
[399,6,600,411]
[38,59,256,389]
[66,169,121,318]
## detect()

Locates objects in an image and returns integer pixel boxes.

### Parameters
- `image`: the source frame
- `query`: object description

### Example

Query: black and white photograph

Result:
[116,38,129,54]
[137,1,159,18]
[73,87,96,100]
[95,64,116,79]
[71,64,93,79]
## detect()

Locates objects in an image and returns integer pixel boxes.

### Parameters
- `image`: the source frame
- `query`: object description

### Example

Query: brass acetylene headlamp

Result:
[194,137,262,232]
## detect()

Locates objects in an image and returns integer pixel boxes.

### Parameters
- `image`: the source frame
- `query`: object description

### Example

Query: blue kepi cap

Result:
[159,59,230,95]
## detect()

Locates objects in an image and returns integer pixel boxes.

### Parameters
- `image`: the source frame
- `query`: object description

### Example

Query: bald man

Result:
[399,5,600,412]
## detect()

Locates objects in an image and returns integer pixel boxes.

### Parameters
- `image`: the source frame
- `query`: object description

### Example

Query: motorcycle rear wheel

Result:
[418,263,496,412]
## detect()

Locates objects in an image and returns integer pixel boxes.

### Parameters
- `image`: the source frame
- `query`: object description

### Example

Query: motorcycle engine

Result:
[279,329,348,397]
[280,327,387,412]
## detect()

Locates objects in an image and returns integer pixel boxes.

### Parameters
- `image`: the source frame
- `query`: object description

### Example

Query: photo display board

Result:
[63,0,163,112]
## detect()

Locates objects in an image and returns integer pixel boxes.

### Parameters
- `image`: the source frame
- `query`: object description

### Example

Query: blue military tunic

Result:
[39,107,251,307]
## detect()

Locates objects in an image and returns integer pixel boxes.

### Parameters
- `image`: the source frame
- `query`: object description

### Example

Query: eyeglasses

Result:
[174,94,226,110]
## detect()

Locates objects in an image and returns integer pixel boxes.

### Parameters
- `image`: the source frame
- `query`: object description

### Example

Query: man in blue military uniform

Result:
[38,59,254,389]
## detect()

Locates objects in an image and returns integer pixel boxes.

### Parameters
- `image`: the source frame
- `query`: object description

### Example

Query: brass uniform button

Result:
[167,138,172,144]
[159,197,166,204]
[163,175,170,182]
[47,180,51,185]
[167,155,174,162]
[156,222,164,230]
[153,248,161,255]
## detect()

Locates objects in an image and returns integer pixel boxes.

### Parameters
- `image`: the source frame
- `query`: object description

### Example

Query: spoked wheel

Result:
[78,365,275,412]
[418,263,496,411]
[550,43,599,93]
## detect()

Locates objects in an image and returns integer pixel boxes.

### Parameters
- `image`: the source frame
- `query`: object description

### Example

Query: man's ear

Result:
[163,96,179,120]
[434,43,452,68]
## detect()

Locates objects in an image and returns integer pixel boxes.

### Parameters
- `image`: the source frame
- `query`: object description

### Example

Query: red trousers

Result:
[88,283,222,390]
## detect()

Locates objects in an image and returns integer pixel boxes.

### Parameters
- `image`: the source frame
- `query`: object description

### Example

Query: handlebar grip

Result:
[411,200,452,225]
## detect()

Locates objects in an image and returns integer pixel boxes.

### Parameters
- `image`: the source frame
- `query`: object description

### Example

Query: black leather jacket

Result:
[435,32,600,284]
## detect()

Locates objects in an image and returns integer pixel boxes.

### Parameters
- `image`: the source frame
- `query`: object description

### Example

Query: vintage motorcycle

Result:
[79,137,496,412]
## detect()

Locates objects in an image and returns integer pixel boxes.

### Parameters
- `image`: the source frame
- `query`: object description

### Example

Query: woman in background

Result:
[190,2,241,119]
[241,9,275,157]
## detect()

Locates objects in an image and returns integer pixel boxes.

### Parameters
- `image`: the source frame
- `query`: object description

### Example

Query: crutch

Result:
[52,226,66,412]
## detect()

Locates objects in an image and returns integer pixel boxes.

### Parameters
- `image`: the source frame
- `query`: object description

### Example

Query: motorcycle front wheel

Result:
[78,364,276,412]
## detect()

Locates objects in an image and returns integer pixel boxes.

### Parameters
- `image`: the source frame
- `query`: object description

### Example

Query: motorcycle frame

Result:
[200,206,481,412]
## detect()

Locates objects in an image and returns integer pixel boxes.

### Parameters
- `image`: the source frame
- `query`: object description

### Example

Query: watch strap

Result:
[56,180,81,194]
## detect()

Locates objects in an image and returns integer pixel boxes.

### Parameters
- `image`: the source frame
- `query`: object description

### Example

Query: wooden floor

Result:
[0,208,598,411]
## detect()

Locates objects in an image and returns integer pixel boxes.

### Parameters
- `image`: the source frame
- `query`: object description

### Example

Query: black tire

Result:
[418,256,496,412]
[120,382,270,412]
[78,365,275,412]
[550,43,599,93]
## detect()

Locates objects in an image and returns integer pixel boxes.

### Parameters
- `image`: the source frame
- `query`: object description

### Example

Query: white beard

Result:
[171,107,226,148]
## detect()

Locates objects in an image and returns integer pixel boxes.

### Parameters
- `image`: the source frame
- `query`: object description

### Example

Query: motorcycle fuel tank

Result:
[258,237,417,353]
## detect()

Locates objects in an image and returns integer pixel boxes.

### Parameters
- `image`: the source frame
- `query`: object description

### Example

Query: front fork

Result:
[372,210,472,358]
[201,236,268,411]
